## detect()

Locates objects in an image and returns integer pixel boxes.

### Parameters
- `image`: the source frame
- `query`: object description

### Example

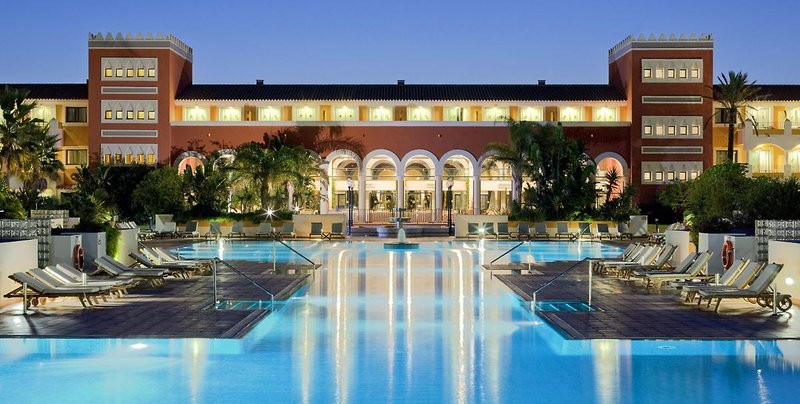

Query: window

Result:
[789,150,800,173]
[667,126,676,136]
[104,110,113,120]
[137,68,145,78]
[667,69,675,79]
[137,154,145,164]
[754,148,774,173]
[115,68,123,77]
[114,154,123,164]
[219,107,242,121]
[679,69,687,79]
[408,106,432,121]
[643,171,652,182]
[667,171,675,181]
[184,106,210,121]
[147,110,156,120]
[593,107,617,122]
[30,106,56,123]
[520,106,542,121]
[333,106,356,121]
[655,125,664,136]
[483,106,508,121]
[654,69,664,79]
[748,106,772,129]
[66,107,87,123]
[147,68,156,78]
[104,68,113,78]
[654,172,664,181]
[258,106,281,121]
[126,68,134,78]
[443,107,465,121]
[103,154,112,164]
[714,108,733,124]
[126,110,134,120]
[691,125,701,136]
[115,110,123,120]
[125,154,134,164]
[690,171,699,179]
[788,107,800,127]
[294,106,318,121]
[137,110,145,120]
[369,107,392,121]
[678,171,687,181]
[559,106,581,121]
[690,68,700,79]
[147,154,155,164]
[643,125,653,136]
[65,149,88,166]
[679,126,688,135]
[643,68,652,79]
[715,149,739,164]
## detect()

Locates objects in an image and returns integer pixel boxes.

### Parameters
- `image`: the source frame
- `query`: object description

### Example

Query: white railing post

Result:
[212,259,218,308]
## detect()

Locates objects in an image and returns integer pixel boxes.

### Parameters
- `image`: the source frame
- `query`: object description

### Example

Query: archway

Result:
[363,150,401,222]
[479,155,512,215]
[749,144,786,177]
[595,155,626,205]
[174,151,207,174]
[328,152,360,212]
[441,155,474,215]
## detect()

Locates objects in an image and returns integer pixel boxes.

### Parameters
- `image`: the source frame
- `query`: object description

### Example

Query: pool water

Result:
[1,240,798,403]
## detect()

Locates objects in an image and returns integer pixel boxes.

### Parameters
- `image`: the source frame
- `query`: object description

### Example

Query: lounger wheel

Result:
[777,296,793,312]
[756,297,769,307]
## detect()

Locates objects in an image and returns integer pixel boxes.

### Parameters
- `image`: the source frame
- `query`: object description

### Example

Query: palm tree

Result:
[484,119,536,204]
[0,86,46,183]
[19,127,64,190]
[713,71,763,161]
[602,167,621,204]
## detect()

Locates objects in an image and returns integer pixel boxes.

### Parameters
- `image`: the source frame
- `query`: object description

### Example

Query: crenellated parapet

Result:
[608,33,713,62]
[88,32,193,61]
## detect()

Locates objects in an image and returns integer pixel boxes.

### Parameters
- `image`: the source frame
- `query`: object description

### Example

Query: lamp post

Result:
[346,177,354,236]
[446,177,454,236]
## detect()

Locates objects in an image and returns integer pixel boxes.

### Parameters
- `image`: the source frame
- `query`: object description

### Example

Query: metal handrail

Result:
[490,241,525,266]
[531,257,592,311]
[274,239,318,267]
[212,258,275,310]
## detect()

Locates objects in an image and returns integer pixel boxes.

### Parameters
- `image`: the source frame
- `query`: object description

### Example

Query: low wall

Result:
[116,228,139,265]
[768,240,800,302]
[292,214,347,238]
[454,215,507,238]
[664,230,693,266]
[698,233,754,275]
[0,239,38,306]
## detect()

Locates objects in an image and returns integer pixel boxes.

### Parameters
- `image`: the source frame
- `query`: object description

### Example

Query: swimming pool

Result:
[1,241,798,403]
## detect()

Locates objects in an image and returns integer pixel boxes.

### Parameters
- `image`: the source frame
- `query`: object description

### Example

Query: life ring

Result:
[72,244,85,270]
[721,240,734,270]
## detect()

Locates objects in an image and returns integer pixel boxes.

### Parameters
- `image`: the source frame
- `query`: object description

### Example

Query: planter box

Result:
[64,232,107,272]
[768,240,800,301]
[698,233,754,275]
[0,239,38,305]
[664,230,693,266]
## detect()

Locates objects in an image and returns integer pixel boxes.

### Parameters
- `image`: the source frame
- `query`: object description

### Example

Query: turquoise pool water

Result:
[1,240,798,403]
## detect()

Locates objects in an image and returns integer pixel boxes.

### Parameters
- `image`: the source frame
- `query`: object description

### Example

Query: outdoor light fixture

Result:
[294,205,300,213]
[346,177,354,236]
[446,177,454,236]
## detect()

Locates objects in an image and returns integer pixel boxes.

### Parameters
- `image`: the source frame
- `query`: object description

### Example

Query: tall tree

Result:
[0,86,48,183]
[484,119,535,203]
[713,71,763,161]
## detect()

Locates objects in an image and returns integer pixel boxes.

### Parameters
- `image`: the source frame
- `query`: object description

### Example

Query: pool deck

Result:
[493,260,800,340]
[0,260,310,338]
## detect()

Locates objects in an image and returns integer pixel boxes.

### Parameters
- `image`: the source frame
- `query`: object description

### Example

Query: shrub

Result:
[131,167,186,217]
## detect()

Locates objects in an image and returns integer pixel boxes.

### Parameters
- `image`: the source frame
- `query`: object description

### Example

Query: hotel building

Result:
[5,32,800,222]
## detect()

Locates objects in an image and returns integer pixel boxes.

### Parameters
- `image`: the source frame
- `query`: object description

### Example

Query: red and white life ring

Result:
[72,244,84,270]
[721,240,734,270]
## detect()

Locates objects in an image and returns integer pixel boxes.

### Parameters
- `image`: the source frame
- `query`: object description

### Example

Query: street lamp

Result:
[446,177,454,236]
[346,177,354,236]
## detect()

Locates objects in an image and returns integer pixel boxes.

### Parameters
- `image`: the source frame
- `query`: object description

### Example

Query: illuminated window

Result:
[643,172,652,182]
[103,154,112,164]
[667,69,675,79]
[125,154,134,164]
[137,154,145,164]
[691,125,701,135]
[748,106,772,129]
[520,106,542,121]
[184,106,210,121]
[114,154,123,164]
[30,106,56,123]
[408,106,432,121]
[104,110,113,120]
[148,110,156,120]
[559,106,581,122]
[654,172,664,181]
[483,106,508,121]
[333,106,356,121]
[219,107,242,122]
[66,107,87,123]
[655,125,664,136]
[293,106,318,121]
[678,171,687,181]
[137,110,145,120]
[65,149,88,166]
[593,107,617,122]
[137,68,145,78]
[690,170,699,179]
[147,68,156,77]
[115,110,123,120]
[126,110,134,120]
[643,68,652,79]
[104,68,113,78]
[258,106,281,121]
[667,171,675,181]
[654,69,664,79]
[115,68,123,77]
[369,107,392,121]
[126,68,134,78]
[788,150,800,172]
[690,68,700,79]
[679,126,688,135]
[667,126,676,136]
[147,154,155,164]
[643,125,653,136]
[443,107,465,121]
[679,69,687,79]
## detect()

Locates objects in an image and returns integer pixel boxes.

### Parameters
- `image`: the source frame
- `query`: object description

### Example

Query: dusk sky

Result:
[2,0,798,85]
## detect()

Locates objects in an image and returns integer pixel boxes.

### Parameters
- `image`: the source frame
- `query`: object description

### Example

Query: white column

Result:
[472,175,481,215]
[319,178,329,214]
[358,168,366,222]
[286,182,294,210]
[397,173,405,209]
[434,175,442,222]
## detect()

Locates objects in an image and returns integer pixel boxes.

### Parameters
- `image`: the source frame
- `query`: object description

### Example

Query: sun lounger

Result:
[309,222,323,238]
[279,222,296,239]
[30,268,115,304]
[630,251,697,278]
[677,259,754,301]
[150,246,212,268]
[49,264,135,294]
[256,222,275,239]
[322,222,345,240]
[616,244,676,277]
[532,222,549,239]
[697,263,790,312]
[482,223,497,238]
[179,221,199,238]
[4,271,106,308]
[643,250,713,288]
[466,223,480,239]
[129,251,195,278]
[513,223,531,240]
[556,222,573,239]
[496,222,511,239]
[576,222,594,240]
[94,256,167,286]
[205,222,222,239]
[228,221,246,238]
[590,243,644,274]
[596,223,613,240]
[603,244,666,276]
[617,223,633,240]
[595,244,657,273]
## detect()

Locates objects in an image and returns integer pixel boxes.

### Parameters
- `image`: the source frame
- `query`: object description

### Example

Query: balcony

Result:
[742,119,800,152]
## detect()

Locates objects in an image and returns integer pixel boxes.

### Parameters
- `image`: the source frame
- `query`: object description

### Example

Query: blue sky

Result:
[2,0,798,84]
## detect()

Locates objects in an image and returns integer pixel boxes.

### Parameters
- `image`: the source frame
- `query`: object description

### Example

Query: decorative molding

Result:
[89,32,192,62]
[641,146,704,154]
[100,129,158,138]
[609,33,714,62]
[642,95,703,104]
[101,86,158,95]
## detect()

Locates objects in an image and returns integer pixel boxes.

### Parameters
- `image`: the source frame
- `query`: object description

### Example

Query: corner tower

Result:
[609,33,714,202]
[87,32,193,164]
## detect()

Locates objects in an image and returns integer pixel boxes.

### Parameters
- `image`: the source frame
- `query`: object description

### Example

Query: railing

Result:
[273,239,318,267]
[530,258,592,311]
[212,258,275,310]
[490,241,526,266]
